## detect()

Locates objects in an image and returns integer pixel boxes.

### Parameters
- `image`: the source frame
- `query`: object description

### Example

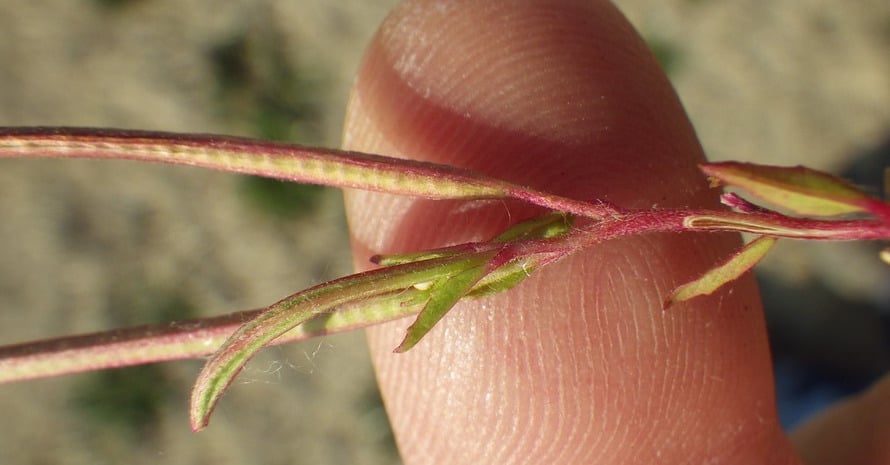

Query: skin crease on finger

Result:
[342,1,800,464]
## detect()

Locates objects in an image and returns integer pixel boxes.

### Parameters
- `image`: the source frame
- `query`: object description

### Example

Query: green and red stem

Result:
[2,126,890,431]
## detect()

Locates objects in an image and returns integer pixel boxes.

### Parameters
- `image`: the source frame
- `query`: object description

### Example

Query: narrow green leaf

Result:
[191,210,576,429]
[701,162,878,217]
[465,260,536,298]
[189,253,490,431]
[374,213,573,267]
[465,253,560,298]
[394,261,491,353]
[462,213,571,296]
[491,212,573,242]
[372,245,471,266]
[664,236,777,308]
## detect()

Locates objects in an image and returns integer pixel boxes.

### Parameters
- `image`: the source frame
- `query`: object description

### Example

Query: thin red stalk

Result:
[500,209,890,265]
[863,198,890,223]
[585,209,890,242]
[3,201,888,386]
[3,128,889,389]
[0,300,416,383]
[0,127,617,219]
[0,311,262,383]
[678,210,890,240]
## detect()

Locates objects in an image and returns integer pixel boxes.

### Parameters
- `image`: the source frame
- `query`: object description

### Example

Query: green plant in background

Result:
[0,127,889,431]
[71,289,195,435]
[93,0,142,9]
[645,36,683,76]
[210,27,331,219]
[240,177,327,219]
[209,27,324,144]
[72,364,173,437]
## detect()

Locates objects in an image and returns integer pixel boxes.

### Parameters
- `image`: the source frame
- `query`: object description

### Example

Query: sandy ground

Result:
[0,1,887,464]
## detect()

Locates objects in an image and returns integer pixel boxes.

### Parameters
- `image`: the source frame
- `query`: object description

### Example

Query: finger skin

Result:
[792,373,890,465]
[343,1,798,463]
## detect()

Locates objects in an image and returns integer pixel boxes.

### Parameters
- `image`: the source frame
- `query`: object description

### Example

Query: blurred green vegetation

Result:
[645,36,684,77]
[106,287,199,326]
[93,0,143,9]
[240,177,327,219]
[354,384,399,459]
[70,288,196,436]
[208,29,324,143]
[209,29,332,219]
[71,364,175,437]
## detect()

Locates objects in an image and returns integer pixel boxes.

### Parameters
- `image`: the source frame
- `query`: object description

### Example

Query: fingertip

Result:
[792,373,890,464]
[343,1,793,463]
[343,0,708,253]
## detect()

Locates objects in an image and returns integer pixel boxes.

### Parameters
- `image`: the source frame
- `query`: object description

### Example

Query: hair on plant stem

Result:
[1,127,889,430]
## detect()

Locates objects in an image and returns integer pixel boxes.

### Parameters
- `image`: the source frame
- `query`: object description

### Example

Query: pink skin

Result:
[343,1,795,464]
[344,2,890,463]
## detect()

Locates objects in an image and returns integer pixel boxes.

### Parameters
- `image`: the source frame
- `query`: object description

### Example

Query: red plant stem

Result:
[677,210,890,240]
[3,200,889,385]
[501,209,890,264]
[0,311,261,383]
[0,304,407,383]
[863,198,890,223]
[0,127,617,219]
[3,204,889,384]
[3,126,890,385]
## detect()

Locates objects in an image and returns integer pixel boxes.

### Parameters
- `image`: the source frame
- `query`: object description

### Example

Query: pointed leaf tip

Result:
[394,261,490,353]
[190,253,495,429]
[665,236,777,308]
[701,162,879,217]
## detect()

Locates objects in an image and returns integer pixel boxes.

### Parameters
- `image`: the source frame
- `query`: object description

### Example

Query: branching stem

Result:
[1,127,889,430]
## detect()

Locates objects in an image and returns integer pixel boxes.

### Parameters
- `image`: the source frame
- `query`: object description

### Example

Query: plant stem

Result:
[0,297,421,383]
[0,127,617,219]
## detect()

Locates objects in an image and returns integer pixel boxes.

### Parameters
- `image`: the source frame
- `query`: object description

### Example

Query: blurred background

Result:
[0,1,887,463]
